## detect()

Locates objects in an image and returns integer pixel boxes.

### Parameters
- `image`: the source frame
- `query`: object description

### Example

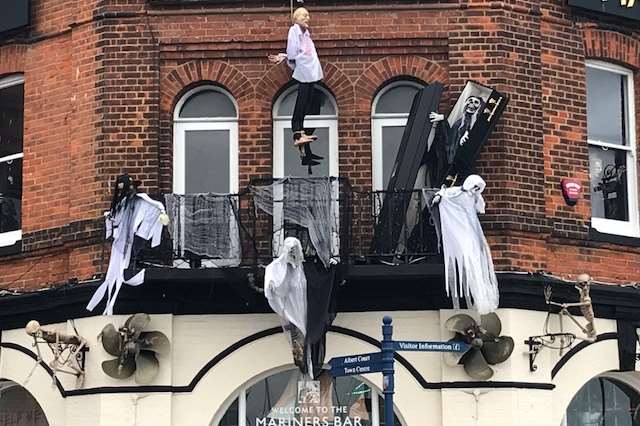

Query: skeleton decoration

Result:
[265,237,309,371]
[87,174,169,315]
[25,320,89,387]
[431,175,499,314]
[544,274,597,344]
[526,274,598,371]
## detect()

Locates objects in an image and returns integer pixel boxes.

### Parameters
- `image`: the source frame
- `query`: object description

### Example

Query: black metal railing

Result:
[133,179,441,269]
[350,189,440,264]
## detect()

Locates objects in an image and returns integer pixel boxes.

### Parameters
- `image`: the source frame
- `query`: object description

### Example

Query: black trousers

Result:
[291,82,320,140]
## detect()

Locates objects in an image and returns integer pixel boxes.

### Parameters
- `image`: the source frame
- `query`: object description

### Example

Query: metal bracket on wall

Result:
[524,333,576,372]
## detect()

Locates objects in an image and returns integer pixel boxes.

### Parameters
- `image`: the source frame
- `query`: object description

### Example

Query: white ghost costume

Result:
[264,237,308,338]
[434,175,499,314]
[87,193,166,315]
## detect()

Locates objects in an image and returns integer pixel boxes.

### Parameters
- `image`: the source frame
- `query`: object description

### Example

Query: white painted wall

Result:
[0,308,626,426]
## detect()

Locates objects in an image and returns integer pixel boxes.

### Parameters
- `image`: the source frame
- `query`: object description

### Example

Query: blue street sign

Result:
[329,352,382,368]
[329,352,384,377]
[393,340,469,353]
[330,361,384,377]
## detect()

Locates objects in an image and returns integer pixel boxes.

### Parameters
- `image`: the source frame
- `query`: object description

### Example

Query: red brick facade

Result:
[1,0,639,288]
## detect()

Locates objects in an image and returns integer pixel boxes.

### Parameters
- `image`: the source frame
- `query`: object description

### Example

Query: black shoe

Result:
[301,158,321,166]
[303,144,323,160]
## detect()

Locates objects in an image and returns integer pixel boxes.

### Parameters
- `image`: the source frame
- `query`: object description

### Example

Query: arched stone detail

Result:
[160,60,254,114]
[255,61,353,116]
[0,45,26,76]
[321,62,355,114]
[254,62,294,114]
[583,29,640,70]
[355,56,448,114]
[159,61,254,191]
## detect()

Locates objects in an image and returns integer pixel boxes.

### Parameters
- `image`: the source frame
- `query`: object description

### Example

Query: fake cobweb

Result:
[250,177,338,268]
[164,193,241,266]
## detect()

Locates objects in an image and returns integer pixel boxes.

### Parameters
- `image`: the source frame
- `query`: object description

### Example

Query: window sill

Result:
[0,230,22,256]
[589,228,640,248]
[0,239,21,257]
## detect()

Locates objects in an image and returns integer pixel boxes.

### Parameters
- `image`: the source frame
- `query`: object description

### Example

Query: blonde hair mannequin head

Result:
[292,7,310,26]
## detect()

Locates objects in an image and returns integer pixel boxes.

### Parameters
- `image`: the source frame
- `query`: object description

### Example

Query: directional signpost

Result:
[329,316,470,426]
[329,352,383,377]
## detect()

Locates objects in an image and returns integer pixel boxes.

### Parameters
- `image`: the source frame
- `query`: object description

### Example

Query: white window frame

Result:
[586,60,638,237]
[172,85,239,194]
[0,74,24,248]
[210,366,400,426]
[272,85,339,178]
[272,85,340,259]
[371,81,424,191]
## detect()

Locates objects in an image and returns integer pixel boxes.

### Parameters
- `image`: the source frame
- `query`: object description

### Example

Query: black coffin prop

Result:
[441,81,509,185]
[371,83,444,255]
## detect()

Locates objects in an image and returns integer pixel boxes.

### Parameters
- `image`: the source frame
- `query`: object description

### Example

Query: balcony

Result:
[131,177,442,277]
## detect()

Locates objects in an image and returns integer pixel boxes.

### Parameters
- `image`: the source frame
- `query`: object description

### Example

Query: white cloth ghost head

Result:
[283,237,304,268]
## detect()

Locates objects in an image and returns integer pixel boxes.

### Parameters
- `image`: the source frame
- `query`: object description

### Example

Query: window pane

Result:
[587,67,626,146]
[565,377,603,426]
[382,126,405,189]
[245,370,292,426]
[565,377,640,426]
[375,85,420,114]
[378,394,403,426]
[0,82,24,158]
[214,370,403,426]
[603,379,634,426]
[0,158,21,233]
[217,398,238,426]
[0,382,49,426]
[283,127,330,177]
[276,87,335,117]
[589,145,628,221]
[185,130,230,193]
[179,90,237,118]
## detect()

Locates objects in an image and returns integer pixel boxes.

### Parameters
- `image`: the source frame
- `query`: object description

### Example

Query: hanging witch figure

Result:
[269,7,324,175]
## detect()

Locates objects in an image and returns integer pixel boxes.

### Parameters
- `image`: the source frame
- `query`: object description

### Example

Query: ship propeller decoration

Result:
[98,313,170,384]
[444,312,514,381]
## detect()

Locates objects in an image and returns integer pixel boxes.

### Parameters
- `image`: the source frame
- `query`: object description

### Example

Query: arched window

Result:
[586,60,638,237]
[0,380,49,425]
[272,85,338,177]
[563,372,640,425]
[212,368,403,426]
[173,85,238,193]
[371,81,425,190]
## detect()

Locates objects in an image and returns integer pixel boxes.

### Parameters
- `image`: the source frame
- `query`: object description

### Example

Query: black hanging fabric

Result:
[617,320,637,372]
[303,256,338,379]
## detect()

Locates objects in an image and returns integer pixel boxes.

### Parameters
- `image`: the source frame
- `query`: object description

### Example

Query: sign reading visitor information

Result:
[568,0,640,21]
[393,340,470,353]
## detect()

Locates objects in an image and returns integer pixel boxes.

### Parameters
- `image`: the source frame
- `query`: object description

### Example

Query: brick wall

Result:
[1,0,639,288]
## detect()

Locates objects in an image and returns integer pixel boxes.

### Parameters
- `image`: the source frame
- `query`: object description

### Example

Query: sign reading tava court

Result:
[568,0,640,21]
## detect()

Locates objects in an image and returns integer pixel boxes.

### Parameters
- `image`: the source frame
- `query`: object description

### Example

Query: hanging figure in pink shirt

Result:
[269,7,324,174]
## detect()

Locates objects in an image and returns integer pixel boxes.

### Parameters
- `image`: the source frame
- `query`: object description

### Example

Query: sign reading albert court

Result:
[568,0,640,21]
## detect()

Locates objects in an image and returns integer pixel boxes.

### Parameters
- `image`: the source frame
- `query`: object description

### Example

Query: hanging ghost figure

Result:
[87,174,168,315]
[264,237,309,370]
[432,175,499,314]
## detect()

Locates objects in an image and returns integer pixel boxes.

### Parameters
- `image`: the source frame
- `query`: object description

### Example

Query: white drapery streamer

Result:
[435,175,499,314]
[87,193,165,315]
